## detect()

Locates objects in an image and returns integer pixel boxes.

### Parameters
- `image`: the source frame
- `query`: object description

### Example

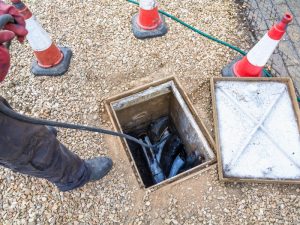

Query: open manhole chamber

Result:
[106,77,216,189]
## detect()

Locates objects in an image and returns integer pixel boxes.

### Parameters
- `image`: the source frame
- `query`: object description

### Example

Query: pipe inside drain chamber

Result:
[0,101,168,149]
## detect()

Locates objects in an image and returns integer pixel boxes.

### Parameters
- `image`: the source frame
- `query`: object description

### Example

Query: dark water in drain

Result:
[126,116,202,188]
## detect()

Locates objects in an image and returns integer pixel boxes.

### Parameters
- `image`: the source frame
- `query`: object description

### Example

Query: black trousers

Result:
[0,97,91,191]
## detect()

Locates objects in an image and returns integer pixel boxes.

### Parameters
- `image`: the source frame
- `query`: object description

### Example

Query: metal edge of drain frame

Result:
[169,81,215,160]
[211,77,300,185]
[104,99,145,188]
[111,82,173,111]
[105,76,218,190]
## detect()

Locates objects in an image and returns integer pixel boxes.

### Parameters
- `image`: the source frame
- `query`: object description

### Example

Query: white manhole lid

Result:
[212,78,300,183]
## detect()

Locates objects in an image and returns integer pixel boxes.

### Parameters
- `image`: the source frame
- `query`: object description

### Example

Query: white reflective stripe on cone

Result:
[247,33,280,67]
[25,16,52,52]
[139,0,157,10]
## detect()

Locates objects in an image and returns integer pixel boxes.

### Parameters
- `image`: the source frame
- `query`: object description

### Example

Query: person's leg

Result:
[0,97,112,191]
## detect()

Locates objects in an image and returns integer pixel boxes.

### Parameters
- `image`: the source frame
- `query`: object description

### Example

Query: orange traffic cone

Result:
[222,13,293,77]
[11,0,72,76]
[132,0,168,39]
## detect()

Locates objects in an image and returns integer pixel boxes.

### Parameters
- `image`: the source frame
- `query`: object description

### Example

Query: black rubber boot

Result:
[85,157,113,181]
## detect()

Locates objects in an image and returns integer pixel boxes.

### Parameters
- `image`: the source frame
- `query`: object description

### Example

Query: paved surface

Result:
[243,0,300,95]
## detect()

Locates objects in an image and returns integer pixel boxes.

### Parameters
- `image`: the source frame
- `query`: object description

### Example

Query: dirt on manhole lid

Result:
[212,78,300,184]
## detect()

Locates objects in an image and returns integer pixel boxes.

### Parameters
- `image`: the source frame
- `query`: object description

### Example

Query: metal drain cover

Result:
[212,78,300,184]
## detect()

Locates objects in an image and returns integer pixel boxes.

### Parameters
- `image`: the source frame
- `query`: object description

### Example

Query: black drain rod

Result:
[0,101,166,149]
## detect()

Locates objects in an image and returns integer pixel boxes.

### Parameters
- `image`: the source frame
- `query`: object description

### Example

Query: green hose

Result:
[127,0,300,103]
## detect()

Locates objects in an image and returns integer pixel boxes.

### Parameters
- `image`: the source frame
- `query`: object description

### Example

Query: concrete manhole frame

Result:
[105,77,217,190]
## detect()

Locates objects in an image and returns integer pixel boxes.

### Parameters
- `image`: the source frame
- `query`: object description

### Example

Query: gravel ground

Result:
[0,0,299,224]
